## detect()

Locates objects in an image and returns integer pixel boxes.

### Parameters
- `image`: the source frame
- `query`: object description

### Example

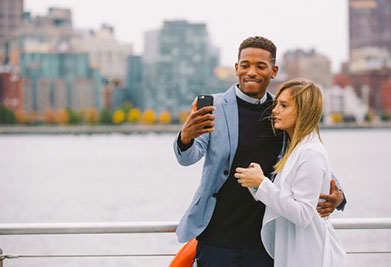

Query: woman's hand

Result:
[234,163,265,188]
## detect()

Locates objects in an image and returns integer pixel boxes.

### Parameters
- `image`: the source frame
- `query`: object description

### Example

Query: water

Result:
[0,129,390,266]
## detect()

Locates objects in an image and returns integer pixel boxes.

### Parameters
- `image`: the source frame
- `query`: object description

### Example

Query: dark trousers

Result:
[194,241,274,267]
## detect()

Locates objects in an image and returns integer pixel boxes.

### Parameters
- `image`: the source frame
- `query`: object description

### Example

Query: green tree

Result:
[0,106,16,125]
[66,108,82,125]
[380,109,391,121]
[121,103,133,114]
[100,108,113,125]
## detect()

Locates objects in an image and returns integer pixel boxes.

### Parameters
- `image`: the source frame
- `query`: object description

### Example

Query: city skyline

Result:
[25,0,349,72]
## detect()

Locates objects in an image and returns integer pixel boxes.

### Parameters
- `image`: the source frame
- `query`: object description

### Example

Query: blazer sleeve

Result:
[255,148,326,228]
[173,131,210,166]
[331,173,347,211]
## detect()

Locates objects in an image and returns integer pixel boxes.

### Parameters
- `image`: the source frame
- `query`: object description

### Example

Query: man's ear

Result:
[235,63,239,76]
[272,65,279,78]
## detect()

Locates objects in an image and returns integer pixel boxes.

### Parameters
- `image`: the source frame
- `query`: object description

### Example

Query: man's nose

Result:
[247,66,257,76]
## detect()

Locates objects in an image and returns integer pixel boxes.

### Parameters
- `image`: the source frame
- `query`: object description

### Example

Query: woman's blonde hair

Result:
[273,79,323,173]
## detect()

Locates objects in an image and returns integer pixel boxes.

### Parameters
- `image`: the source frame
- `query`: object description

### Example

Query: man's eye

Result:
[258,65,266,69]
[240,65,249,68]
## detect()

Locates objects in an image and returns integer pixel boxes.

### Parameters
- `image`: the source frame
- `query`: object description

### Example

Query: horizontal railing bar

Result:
[0,218,390,235]
[2,253,176,259]
[1,251,390,260]
[0,221,178,235]
[331,218,391,229]
[346,251,391,255]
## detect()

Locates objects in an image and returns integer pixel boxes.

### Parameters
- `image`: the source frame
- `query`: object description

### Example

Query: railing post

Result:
[0,248,4,267]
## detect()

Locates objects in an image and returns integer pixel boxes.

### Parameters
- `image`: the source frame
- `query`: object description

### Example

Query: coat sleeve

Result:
[255,148,326,228]
[331,173,347,211]
[173,131,210,166]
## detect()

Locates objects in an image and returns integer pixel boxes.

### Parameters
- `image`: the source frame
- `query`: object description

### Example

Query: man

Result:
[173,36,346,267]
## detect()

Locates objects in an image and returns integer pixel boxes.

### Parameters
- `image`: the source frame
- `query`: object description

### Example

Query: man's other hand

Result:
[317,179,344,217]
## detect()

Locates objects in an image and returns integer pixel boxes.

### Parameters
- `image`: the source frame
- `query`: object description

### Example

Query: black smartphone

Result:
[197,95,214,129]
[197,95,214,112]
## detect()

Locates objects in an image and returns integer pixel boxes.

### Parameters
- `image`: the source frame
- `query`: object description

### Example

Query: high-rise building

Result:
[19,52,103,113]
[4,7,110,114]
[345,0,391,112]
[72,24,133,82]
[124,55,144,109]
[349,0,391,56]
[282,49,332,89]
[6,7,76,66]
[142,20,220,114]
[0,0,24,46]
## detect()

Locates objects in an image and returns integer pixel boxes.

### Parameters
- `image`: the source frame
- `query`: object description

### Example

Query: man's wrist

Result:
[180,134,193,145]
[177,131,194,152]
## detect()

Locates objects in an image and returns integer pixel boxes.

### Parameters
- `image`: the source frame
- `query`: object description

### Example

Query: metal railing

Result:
[0,218,390,265]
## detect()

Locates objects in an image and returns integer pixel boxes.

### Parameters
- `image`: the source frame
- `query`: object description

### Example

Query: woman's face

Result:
[272,88,297,137]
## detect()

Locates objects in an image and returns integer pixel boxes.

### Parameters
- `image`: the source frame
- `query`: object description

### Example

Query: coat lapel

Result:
[221,85,239,168]
[278,133,318,185]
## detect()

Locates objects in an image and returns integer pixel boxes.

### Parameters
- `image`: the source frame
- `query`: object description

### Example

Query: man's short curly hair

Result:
[238,36,277,64]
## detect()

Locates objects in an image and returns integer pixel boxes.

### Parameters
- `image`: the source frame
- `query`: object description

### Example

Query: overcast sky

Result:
[25,0,349,72]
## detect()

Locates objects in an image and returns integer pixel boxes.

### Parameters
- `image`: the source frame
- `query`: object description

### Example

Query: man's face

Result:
[235,47,278,99]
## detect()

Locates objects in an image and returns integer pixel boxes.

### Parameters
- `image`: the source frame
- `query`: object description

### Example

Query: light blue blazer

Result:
[173,85,275,243]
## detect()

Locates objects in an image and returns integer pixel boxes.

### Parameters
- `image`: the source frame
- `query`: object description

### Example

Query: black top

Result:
[197,96,283,251]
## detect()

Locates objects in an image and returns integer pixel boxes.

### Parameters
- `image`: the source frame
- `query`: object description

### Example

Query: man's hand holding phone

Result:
[180,95,215,145]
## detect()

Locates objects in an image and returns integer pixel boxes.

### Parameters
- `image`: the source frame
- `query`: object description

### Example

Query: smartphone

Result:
[197,95,214,112]
[197,95,214,129]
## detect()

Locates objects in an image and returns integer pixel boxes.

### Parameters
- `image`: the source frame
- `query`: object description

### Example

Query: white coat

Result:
[255,132,346,267]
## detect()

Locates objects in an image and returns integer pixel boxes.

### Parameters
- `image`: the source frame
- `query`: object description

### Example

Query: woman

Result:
[234,79,346,267]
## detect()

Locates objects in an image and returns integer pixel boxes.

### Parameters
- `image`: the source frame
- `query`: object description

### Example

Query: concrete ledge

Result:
[0,124,182,135]
[0,123,390,135]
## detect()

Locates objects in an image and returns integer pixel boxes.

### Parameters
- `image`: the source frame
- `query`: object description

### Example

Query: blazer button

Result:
[212,193,218,198]
[223,170,229,175]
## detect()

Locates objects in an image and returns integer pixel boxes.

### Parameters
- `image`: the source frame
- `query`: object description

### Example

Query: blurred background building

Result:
[1,0,391,123]
[0,3,134,118]
[349,0,391,58]
[341,0,391,114]
[0,0,24,59]
[131,20,224,114]
[282,49,332,89]
[72,24,133,82]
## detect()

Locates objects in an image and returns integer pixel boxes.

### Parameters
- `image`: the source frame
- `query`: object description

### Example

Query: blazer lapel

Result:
[221,85,239,169]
